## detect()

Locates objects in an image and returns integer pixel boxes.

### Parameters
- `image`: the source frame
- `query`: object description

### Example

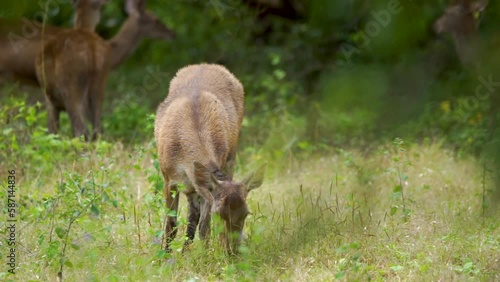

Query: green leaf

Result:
[91,205,100,216]
[37,234,45,245]
[273,69,286,80]
[47,241,60,259]
[390,265,404,271]
[55,227,66,239]
[393,185,402,193]
[177,183,186,192]
[335,271,345,279]
[155,249,168,260]
[352,254,360,261]
[64,259,73,268]
[271,53,281,65]
[349,242,360,249]
[298,141,311,150]
[403,208,412,217]
[463,261,473,270]
[71,243,80,250]
[390,206,398,216]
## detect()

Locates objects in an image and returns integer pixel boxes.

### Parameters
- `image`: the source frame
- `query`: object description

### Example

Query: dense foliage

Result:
[4,0,499,178]
[0,0,499,280]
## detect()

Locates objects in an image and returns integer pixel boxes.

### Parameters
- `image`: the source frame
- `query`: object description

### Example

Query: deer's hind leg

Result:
[64,94,89,140]
[164,179,179,252]
[61,74,90,140]
[88,74,107,140]
[36,56,61,135]
[45,97,61,134]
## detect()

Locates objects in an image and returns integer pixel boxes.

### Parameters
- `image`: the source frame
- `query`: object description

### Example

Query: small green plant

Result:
[479,157,494,218]
[453,257,479,276]
[31,144,123,279]
[335,242,366,279]
[386,137,412,220]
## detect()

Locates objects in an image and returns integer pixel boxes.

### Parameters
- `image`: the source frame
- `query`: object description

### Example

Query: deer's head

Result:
[193,162,266,254]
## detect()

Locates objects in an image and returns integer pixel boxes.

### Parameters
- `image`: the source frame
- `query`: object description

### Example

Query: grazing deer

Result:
[35,0,110,140]
[155,64,266,254]
[0,0,175,84]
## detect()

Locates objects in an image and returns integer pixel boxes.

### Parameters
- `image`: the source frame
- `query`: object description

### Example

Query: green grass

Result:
[1,134,498,281]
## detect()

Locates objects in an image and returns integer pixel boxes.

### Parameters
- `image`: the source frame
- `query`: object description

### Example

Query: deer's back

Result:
[42,30,109,74]
[155,64,244,184]
[162,64,244,123]
[36,30,110,105]
[0,19,64,80]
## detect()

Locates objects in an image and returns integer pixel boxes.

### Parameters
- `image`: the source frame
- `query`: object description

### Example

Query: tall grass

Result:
[1,129,498,280]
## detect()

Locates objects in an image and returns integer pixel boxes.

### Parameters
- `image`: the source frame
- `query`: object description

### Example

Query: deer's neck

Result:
[108,15,142,69]
[74,11,100,31]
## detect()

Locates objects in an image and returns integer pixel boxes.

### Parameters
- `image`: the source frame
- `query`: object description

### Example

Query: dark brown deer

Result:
[434,0,499,137]
[107,0,175,68]
[0,0,175,84]
[155,64,266,254]
[35,0,110,140]
[433,0,489,68]
[0,19,63,83]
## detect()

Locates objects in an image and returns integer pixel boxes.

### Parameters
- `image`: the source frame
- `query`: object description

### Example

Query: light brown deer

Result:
[155,64,266,254]
[0,0,175,83]
[35,0,110,140]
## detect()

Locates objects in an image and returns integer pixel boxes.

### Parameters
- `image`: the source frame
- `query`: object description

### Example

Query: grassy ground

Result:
[1,136,498,281]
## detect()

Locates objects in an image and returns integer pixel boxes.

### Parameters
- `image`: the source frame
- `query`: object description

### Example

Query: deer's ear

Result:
[242,163,267,195]
[193,162,220,196]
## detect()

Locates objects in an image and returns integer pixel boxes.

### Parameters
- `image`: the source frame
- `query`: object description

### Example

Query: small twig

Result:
[49,153,64,244]
[396,160,406,211]
[134,204,142,252]
[161,213,167,251]
[351,194,356,225]
[335,193,340,214]
[481,160,487,219]
[148,211,152,227]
